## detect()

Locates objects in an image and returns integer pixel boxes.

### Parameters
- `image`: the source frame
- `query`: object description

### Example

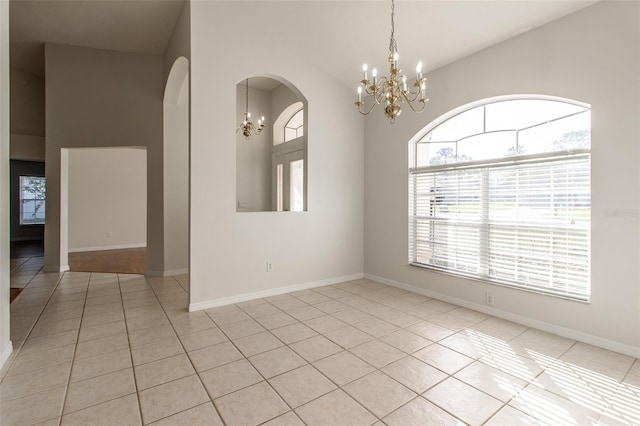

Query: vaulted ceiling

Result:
[10,0,598,87]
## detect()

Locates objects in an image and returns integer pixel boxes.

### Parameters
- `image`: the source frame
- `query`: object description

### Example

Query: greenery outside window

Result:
[20,175,46,225]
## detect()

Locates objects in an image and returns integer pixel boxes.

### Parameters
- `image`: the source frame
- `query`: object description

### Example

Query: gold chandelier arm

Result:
[403,95,428,113]
[402,88,423,103]
[355,99,378,116]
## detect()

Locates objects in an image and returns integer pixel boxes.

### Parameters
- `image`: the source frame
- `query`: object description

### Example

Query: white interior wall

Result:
[190,1,364,309]
[364,1,640,356]
[161,1,190,277]
[163,59,189,275]
[0,0,13,369]
[44,43,163,273]
[236,85,272,212]
[67,147,147,252]
[271,84,300,124]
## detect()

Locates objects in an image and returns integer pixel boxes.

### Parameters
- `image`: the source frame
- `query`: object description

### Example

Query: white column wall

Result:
[162,0,190,277]
[163,67,189,275]
[189,1,364,308]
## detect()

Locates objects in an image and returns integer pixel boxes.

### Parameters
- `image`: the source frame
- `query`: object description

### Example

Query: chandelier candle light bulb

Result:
[354,0,428,123]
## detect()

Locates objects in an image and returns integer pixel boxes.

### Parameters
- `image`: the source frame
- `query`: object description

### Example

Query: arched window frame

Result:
[273,101,304,146]
[284,108,304,142]
[408,96,592,301]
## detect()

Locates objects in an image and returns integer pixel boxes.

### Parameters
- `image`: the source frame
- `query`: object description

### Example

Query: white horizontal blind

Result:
[409,152,591,300]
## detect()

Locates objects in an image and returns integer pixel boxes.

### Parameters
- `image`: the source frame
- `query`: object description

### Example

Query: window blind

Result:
[409,152,591,301]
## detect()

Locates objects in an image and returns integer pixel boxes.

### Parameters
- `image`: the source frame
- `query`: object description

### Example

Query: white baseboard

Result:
[188,273,365,312]
[68,243,146,253]
[145,269,188,277]
[365,273,640,359]
[162,269,189,277]
[0,341,14,371]
[43,264,69,273]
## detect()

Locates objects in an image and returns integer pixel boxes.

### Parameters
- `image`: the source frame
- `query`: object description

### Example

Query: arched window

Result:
[409,97,591,301]
[285,108,304,142]
[274,101,304,146]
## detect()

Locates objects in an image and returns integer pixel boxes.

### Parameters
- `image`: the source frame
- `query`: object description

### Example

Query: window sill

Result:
[409,262,591,304]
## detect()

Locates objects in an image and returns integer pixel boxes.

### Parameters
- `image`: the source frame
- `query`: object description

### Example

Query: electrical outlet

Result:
[485,292,495,306]
[106,232,112,238]
[266,261,273,272]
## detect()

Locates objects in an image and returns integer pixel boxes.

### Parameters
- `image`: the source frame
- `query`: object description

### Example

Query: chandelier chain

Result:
[238,78,266,139]
[388,0,397,55]
[245,78,249,114]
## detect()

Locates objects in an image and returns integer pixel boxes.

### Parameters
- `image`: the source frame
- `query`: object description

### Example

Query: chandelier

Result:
[354,0,428,123]
[238,78,265,139]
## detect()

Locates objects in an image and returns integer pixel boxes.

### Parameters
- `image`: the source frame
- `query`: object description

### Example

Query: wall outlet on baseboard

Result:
[266,261,273,272]
[106,232,112,238]
[485,292,495,306]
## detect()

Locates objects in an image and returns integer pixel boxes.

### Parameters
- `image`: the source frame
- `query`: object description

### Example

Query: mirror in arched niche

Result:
[236,76,307,212]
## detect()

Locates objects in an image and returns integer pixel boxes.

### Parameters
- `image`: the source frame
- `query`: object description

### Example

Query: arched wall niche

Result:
[235,75,308,212]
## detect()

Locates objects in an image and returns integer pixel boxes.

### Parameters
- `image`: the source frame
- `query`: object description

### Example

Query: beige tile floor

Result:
[1,269,639,425]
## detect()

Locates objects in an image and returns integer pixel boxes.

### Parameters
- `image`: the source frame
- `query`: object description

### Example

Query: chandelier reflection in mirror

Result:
[237,78,266,139]
[354,0,428,123]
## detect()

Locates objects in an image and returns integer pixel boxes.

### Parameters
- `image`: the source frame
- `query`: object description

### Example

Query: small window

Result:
[284,109,304,142]
[20,176,46,225]
[409,97,591,301]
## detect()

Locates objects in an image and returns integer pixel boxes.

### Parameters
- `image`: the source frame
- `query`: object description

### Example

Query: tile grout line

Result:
[208,295,388,424]
[56,274,138,420]
[118,272,146,426]
[296,285,538,425]
[1,268,65,382]
[206,298,386,426]
[7,276,634,425]
[480,336,580,425]
[4,263,63,361]
[143,275,228,425]
[212,292,420,424]
[58,271,92,422]
[200,299,302,425]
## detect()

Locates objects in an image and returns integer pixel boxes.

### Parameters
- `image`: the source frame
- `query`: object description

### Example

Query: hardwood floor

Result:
[68,247,146,274]
[10,239,44,258]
